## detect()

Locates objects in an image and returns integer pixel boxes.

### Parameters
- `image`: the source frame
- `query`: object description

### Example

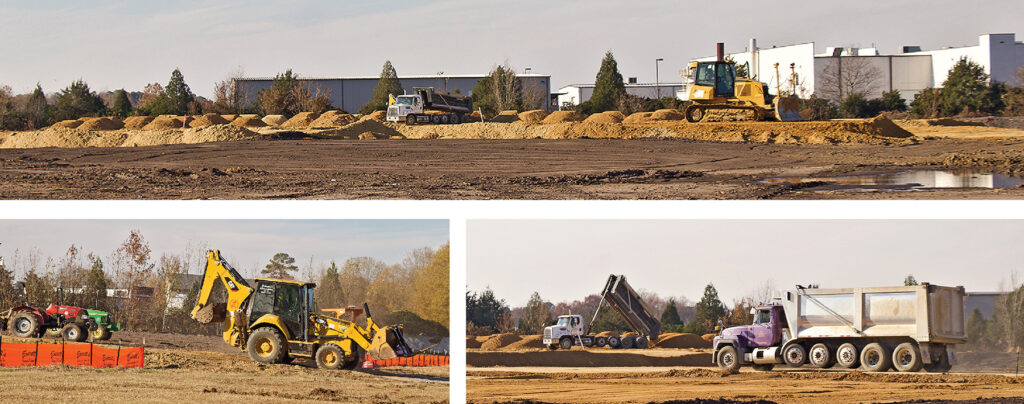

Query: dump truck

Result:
[190,249,414,369]
[386,87,473,125]
[712,284,966,373]
[684,42,803,123]
[543,274,661,350]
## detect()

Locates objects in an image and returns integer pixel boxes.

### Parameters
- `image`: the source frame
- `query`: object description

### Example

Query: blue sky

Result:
[1,1,1021,97]
[0,219,448,279]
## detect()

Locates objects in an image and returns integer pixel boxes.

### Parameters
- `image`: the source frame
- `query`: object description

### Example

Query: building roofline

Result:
[238,73,551,81]
[560,83,683,89]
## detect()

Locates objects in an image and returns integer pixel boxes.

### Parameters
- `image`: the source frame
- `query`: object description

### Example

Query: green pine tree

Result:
[110,89,133,118]
[939,57,1002,116]
[24,84,49,129]
[688,284,726,334]
[262,253,298,279]
[161,69,197,115]
[360,61,403,114]
[589,51,626,113]
[660,298,685,332]
[517,291,551,334]
[52,80,107,121]
[880,89,907,112]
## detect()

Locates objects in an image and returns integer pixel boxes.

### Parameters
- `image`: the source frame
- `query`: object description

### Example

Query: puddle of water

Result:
[764,170,1024,192]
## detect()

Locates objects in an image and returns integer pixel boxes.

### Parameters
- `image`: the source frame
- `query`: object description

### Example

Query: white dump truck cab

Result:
[386,95,425,124]
[543,315,585,349]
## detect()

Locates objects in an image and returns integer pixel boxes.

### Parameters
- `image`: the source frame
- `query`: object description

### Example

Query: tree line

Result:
[0,230,449,336]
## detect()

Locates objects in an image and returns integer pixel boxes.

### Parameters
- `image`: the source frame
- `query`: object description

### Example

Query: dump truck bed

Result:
[600,275,661,340]
[414,87,472,113]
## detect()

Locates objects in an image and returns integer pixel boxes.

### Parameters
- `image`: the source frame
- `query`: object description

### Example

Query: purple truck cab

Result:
[714,305,783,352]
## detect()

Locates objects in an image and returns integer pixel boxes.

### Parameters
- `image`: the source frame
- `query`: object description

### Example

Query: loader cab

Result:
[689,61,736,99]
[248,278,317,342]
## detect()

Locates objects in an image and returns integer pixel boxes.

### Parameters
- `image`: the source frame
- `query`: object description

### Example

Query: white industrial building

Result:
[683,33,1024,103]
[236,73,552,113]
[555,82,683,109]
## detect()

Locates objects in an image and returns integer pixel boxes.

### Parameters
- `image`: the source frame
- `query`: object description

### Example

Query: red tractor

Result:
[0,282,95,342]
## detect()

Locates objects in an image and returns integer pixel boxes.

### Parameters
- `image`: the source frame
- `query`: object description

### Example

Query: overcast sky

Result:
[468,220,1024,307]
[0,219,448,279]
[1,1,1021,97]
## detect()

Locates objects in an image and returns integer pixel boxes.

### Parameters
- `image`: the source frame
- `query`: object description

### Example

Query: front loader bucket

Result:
[773,96,804,122]
[367,325,414,360]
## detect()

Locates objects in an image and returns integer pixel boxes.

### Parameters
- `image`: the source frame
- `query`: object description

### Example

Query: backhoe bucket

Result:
[773,96,804,122]
[193,302,227,324]
[367,325,414,360]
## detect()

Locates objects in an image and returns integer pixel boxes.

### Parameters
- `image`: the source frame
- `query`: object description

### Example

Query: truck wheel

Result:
[247,327,288,364]
[752,363,775,372]
[608,336,621,349]
[860,343,892,372]
[315,344,344,370]
[621,335,637,349]
[9,311,41,338]
[431,115,441,124]
[836,343,860,369]
[92,326,112,341]
[892,342,923,372]
[440,114,450,124]
[341,346,364,370]
[559,337,572,350]
[595,336,608,348]
[922,345,951,373]
[717,345,741,372]
[457,114,467,124]
[635,336,648,349]
[783,343,806,367]
[61,323,86,342]
[809,343,835,368]
[406,114,416,125]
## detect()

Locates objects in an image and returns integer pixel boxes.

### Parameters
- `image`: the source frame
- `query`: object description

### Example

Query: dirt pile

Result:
[231,116,268,128]
[925,118,986,127]
[79,117,125,131]
[541,110,584,124]
[315,119,404,140]
[123,116,154,130]
[701,333,716,342]
[181,124,259,143]
[468,350,712,367]
[480,333,522,350]
[189,113,230,128]
[467,336,484,349]
[503,335,545,350]
[220,114,238,121]
[143,116,186,130]
[280,112,320,128]
[53,119,84,129]
[0,124,258,149]
[309,111,357,128]
[518,110,549,124]
[584,111,625,124]
[360,110,387,122]
[262,115,287,126]
[655,333,711,349]
[651,109,685,121]
[622,112,653,124]
[489,110,520,123]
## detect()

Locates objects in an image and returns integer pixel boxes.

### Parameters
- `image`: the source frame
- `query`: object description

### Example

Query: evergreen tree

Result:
[659,298,684,332]
[471,76,496,116]
[880,89,907,112]
[517,291,551,334]
[589,51,626,113]
[904,275,919,286]
[52,80,106,121]
[0,255,14,308]
[688,284,726,334]
[466,288,509,330]
[158,69,197,116]
[24,84,50,129]
[262,253,298,279]
[316,261,345,309]
[966,307,990,348]
[84,256,108,310]
[360,60,403,114]
[110,89,133,118]
[939,57,1002,116]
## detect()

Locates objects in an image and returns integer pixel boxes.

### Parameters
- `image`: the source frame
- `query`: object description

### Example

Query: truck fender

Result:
[713,339,739,364]
[249,313,292,341]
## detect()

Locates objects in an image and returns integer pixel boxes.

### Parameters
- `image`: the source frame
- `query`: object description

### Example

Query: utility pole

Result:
[655,58,664,99]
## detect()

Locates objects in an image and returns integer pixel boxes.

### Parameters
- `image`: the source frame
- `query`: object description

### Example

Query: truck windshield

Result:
[396,96,415,105]
[556,317,571,327]
[755,310,771,324]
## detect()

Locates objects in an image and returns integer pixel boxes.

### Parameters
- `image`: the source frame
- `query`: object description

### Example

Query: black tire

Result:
[608,336,621,349]
[635,336,648,349]
[315,344,344,370]
[595,336,608,348]
[809,343,835,369]
[836,343,860,369]
[621,335,637,349]
[431,115,441,124]
[45,328,61,338]
[406,114,416,125]
[752,363,775,372]
[457,114,467,124]
[559,336,573,350]
[440,114,449,124]
[341,345,364,370]
[783,343,806,367]
[247,327,288,364]
[892,342,923,372]
[860,342,892,372]
[684,105,705,123]
[923,345,952,373]
[717,345,741,372]
[9,311,41,338]
[61,323,86,342]
[92,326,112,341]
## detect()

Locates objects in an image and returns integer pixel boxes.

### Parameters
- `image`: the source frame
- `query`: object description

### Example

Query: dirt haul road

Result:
[0,332,449,403]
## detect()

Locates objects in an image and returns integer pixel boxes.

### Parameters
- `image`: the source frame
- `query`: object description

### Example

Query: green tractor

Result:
[83,309,121,341]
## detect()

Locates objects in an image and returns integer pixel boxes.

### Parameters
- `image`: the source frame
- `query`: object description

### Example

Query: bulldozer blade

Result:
[367,326,414,360]
[774,96,804,122]
[193,302,227,324]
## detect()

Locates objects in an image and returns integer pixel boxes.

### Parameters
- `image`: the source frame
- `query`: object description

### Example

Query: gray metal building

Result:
[236,74,552,113]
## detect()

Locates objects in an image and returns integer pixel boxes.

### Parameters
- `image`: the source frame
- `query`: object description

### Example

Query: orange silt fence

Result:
[371,354,449,368]
[0,337,144,369]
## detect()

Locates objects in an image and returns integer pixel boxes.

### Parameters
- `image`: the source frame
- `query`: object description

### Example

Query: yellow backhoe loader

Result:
[190,250,414,369]
[684,43,803,123]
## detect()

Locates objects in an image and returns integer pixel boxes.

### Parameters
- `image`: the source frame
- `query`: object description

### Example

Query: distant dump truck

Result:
[386,87,473,125]
[713,284,966,373]
[543,274,661,350]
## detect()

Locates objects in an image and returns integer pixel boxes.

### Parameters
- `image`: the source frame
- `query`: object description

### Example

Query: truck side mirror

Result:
[749,308,756,315]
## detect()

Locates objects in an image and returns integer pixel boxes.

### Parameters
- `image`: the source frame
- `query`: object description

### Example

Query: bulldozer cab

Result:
[249,278,315,341]
[691,61,735,98]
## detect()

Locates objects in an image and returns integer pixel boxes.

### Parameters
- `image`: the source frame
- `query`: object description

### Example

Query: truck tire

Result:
[860,343,892,372]
[608,336,621,349]
[559,336,572,350]
[892,342,923,372]
[61,323,86,342]
[92,326,112,341]
[836,343,860,369]
[635,336,648,349]
[717,345,741,372]
[341,345,364,370]
[809,343,835,368]
[315,343,344,370]
[923,346,951,373]
[752,363,775,372]
[595,336,608,348]
[441,114,449,124]
[431,115,441,124]
[783,343,806,367]
[406,114,416,125]
[458,114,467,124]
[9,311,41,338]
[247,327,288,364]
[621,335,636,349]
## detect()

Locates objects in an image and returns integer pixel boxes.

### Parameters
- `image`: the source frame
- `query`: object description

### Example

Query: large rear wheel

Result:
[809,343,835,368]
[607,336,621,349]
[247,327,288,364]
[836,343,860,369]
[892,342,923,372]
[341,346,364,370]
[634,336,648,349]
[621,335,637,349]
[9,311,41,338]
[860,343,892,372]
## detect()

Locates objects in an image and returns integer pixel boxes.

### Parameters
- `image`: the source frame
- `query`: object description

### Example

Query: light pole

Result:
[655,58,664,99]
[525,67,532,75]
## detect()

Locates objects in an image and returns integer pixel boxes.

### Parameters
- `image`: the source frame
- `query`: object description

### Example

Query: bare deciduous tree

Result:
[490,64,522,112]
[817,56,882,105]
[212,67,250,114]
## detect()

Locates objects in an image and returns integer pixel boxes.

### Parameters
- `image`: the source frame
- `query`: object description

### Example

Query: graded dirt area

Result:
[0,331,449,403]
[2,117,1024,199]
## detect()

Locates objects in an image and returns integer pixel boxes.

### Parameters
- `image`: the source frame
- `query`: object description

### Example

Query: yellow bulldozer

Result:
[683,43,803,123]
[190,250,414,369]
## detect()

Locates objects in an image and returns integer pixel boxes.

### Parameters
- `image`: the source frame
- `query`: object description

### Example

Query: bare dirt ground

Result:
[0,331,450,403]
[467,349,1024,403]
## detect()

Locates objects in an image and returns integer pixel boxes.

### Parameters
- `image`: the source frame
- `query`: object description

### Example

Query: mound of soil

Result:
[503,335,545,350]
[53,119,84,129]
[862,115,914,138]
[655,333,711,349]
[925,118,986,127]
[541,110,584,124]
[518,110,549,124]
[315,119,404,140]
[123,116,154,130]
[489,110,520,123]
[188,113,230,128]
[651,109,685,121]
[481,333,522,350]
[309,111,357,128]
[468,350,712,367]
[378,310,448,337]
[701,333,716,342]
[584,111,625,124]
[360,110,387,122]
[143,116,186,130]
[220,114,238,121]
[622,112,653,124]
[595,331,617,338]
[262,115,287,126]
[181,124,258,143]
[467,336,483,349]
[280,112,320,128]
[230,116,268,128]
[79,117,124,131]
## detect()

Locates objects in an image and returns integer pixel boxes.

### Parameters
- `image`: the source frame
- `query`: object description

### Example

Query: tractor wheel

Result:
[684,105,705,123]
[61,323,86,342]
[341,346,364,370]
[315,344,344,370]
[247,327,288,364]
[9,311,41,338]
[92,326,112,341]
[559,336,573,350]
[406,114,416,125]
[717,345,741,372]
